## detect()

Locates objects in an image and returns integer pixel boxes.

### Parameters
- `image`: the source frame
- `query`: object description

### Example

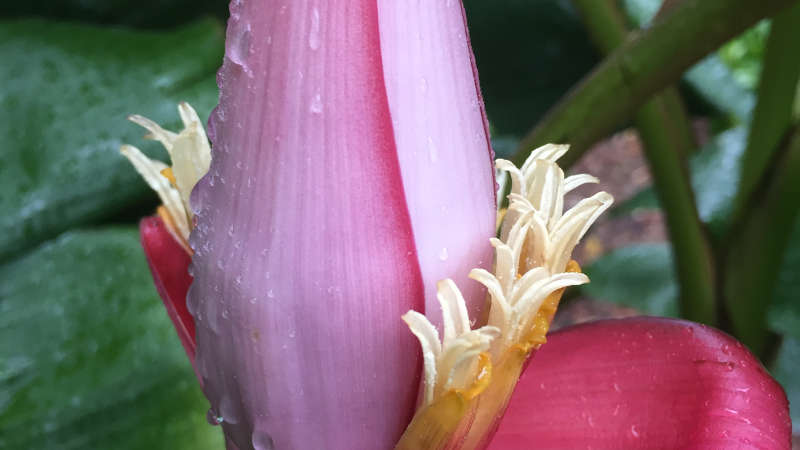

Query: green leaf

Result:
[0,19,223,262]
[683,57,755,121]
[0,0,229,29]
[0,228,222,450]
[582,243,679,317]
[771,335,800,427]
[612,126,748,236]
[463,0,599,138]
[768,218,800,341]
[689,126,749,235]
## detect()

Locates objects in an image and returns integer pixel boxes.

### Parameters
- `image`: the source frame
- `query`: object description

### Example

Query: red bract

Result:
[490,318,791,449]
[140,216,196,365]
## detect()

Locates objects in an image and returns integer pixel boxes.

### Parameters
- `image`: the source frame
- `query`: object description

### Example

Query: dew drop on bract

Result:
[206,408,224,426]
[308,7,321,50]
[252,430,276,450]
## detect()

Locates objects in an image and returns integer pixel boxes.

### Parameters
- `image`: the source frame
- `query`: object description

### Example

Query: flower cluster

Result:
[396,144,612,447]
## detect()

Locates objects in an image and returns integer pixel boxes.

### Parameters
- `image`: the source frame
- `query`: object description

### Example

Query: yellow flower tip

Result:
[160,167,177,187]
[455,352,493,402]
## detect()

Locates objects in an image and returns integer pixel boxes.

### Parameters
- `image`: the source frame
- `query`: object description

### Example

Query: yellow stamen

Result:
[395,352,493,450]
[160,167,177,187]
[156,205,191,254]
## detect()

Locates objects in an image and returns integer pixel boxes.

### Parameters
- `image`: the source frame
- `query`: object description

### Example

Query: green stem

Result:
[635,100,716,324]
[572,0,716,324]
[514,0,798,169]
[724,127,800,355]
[731,2,800,224]
[723,3,800,356]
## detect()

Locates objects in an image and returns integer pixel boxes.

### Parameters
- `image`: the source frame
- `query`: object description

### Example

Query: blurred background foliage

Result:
[1,0,798,447]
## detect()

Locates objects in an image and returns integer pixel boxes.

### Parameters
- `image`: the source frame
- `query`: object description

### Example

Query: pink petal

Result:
[489,318,791,449]
[377,0,496,326]
[139,216,197,365]
[188,1,424,449]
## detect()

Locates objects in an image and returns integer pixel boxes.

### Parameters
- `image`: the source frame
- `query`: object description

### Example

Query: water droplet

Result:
[222,308,230,320]
[206,408,223,426]
[219,395,240,424]
[310,92,323,114]
[419,77,428,93]
[613,383,622,392]
[438,247,449,261]
[252,430,275,450]
[249,297,258,305]
[645,331,654,340]
[427,136,439,163]
[228,21,252,68]
[267,289,276,299]
[308,8,321,50]
[630,425,641,438]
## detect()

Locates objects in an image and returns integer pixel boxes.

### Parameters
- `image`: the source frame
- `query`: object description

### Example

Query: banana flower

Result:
[123,1,791,449]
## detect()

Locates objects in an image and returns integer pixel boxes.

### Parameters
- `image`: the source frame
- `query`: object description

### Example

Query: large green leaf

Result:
[0,0,229,28]
[0,19,223,262]
[0,228,222,449]
[581,243,679,317]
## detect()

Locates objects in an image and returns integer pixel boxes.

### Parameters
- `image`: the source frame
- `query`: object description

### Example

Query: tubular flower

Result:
[123,0,791,449]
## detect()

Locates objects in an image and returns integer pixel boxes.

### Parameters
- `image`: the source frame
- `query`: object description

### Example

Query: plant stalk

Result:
[572,0,716,324]
[724,127,800,355]
[731,2,800,225]
[723,3,800,355]
[514,0,798,169]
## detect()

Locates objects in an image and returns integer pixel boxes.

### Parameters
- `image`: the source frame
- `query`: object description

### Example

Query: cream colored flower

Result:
[121,102,211,249]
[496,144,613,274]
[402,279,500,406]
[402,143,612,407]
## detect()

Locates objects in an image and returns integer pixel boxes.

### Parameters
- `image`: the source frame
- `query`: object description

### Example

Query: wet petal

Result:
[377,0,496,326]
[189,2,424,448]
[489,318,791,449]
